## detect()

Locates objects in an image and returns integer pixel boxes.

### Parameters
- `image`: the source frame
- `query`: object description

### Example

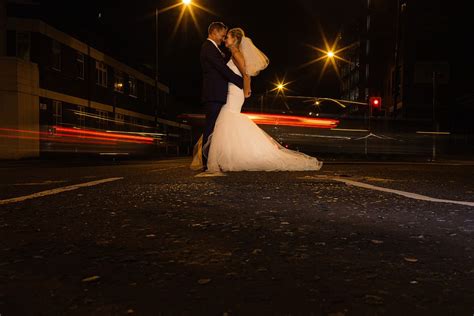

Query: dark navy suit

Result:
[200,39,243,168]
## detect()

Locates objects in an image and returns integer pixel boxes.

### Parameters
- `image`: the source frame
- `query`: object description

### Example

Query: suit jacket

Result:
[200,40,243,103]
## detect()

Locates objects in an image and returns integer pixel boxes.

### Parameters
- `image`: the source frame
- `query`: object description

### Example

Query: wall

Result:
[0,57,40,159]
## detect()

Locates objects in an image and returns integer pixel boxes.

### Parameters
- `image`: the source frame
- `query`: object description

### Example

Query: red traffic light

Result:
[369,97,382,109]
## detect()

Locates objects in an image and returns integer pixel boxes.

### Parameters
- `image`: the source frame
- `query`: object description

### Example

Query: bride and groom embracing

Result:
[191,22,322,173]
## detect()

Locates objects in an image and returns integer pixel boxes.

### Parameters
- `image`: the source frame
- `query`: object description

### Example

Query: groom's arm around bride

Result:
[200,40,243,101]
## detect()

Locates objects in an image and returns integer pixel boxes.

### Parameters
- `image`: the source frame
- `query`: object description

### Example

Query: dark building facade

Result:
[392,0,450,122]
[336,1,474,156]
[6,17,171,129]
[339,0,397,115]
[339,0,451,124]
[339,18,365,104]
[1,7,191,158]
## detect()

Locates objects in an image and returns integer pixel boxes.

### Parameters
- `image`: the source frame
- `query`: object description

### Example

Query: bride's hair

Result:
[228,27,269,76]
[227,28,245,47]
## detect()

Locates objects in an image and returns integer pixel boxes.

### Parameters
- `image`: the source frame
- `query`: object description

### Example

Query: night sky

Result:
[34,0,365,106]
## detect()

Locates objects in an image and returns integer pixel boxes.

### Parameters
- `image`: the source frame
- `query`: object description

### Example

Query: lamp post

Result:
[155,7,159,122]
[154,0,192,121]
[271,81,291,112]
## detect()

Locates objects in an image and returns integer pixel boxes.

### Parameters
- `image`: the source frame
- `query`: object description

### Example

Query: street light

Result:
[271,80,290,95]
[301,28,357,81]
[269,80,292,112]
[155,0,193,119]
[311,97,369,109]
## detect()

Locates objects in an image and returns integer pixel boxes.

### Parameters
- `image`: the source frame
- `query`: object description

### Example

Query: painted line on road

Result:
[333,178,474,207]
[195,171,227,177]
[325,161,474,166]
[0,177,123,205]
[150,166,184,172]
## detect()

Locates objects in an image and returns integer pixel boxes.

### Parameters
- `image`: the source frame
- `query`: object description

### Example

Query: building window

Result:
[114,71,124,93]
[115,113,125,125]
[52,100,62,124]
[97,110,108,129]
[354,71,359,83]
[98,110,108,120]
[95,61,107,87]
[16,31,31,61]
[77,105,86,126]
[350,61,356,72]
[52,40,61,71]
[129,117,140,128]
[401,2,407,12]
[76,52,85,80]
[128,76,137,97]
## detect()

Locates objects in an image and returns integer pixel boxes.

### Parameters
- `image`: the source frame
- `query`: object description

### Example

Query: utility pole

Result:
[0,0,6,56]
[431,71,438,161]
[155,7,160,126]
[392,0,402,118]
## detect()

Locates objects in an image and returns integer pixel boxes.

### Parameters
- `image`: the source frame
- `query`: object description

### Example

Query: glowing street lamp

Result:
[300,28,357,82]
[271,81,290,96]
[154,0,210,117]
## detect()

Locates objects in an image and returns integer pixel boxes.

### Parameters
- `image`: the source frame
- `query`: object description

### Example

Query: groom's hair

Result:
[208,22,227,35]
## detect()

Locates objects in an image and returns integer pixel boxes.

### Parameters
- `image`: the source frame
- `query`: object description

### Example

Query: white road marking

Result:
[99,152,130,156]
[334,178,474,207]
[195,171,227,177]
[0,177,123,205]
[416,131,451,135]
[325,161,474,166]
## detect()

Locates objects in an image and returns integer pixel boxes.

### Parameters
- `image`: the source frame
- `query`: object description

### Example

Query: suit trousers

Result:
[202,101,225,167]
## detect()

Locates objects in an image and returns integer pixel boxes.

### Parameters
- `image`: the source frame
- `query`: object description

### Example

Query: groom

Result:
[200,21,243,170]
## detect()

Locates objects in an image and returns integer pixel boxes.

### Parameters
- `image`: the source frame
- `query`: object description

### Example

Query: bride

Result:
[191,28,322,172]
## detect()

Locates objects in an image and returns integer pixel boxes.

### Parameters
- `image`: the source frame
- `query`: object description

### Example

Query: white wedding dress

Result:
[192,59,322,172]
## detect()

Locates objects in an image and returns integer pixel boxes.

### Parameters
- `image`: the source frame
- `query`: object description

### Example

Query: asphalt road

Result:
[0,158,473,315]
